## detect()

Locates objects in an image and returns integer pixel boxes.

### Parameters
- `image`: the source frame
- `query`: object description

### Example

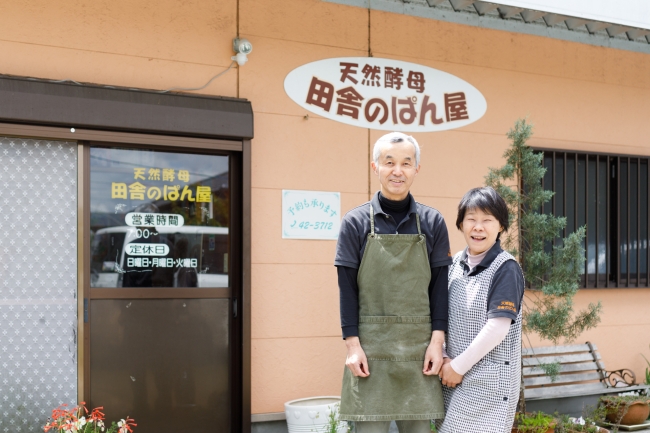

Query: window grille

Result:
[538,150,649,288]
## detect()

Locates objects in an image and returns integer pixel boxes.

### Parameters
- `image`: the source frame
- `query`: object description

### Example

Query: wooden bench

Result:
[523,342,649,417]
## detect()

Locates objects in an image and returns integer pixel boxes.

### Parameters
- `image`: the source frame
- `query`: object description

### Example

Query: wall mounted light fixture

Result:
[232,38,253,66]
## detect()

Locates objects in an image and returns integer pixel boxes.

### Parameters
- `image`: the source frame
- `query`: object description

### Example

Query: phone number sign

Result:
[282,190,341,240]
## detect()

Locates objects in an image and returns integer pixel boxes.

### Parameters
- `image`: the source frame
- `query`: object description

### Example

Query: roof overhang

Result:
[325,0,650,52]
[418,0,650,44]
[489,0,650,32]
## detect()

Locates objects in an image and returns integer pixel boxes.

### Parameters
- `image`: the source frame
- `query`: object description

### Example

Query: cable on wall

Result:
[158,61,236,93]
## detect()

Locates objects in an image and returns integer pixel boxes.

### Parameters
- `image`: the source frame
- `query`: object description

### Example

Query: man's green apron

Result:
[340,205,445,422]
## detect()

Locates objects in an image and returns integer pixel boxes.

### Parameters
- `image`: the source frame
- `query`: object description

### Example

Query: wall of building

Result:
[1,0,649,416]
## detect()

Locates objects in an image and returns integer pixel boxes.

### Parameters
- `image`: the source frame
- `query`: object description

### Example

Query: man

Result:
[335,132,452,433]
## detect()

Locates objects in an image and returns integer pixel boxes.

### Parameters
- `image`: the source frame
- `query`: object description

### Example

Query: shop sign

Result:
[284,57,487,132]
[282,190,340,240]
[110,167,212,203]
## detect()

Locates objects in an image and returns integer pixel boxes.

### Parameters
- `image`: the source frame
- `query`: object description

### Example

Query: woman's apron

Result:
[437,250,522,433]
[339,205,445,422]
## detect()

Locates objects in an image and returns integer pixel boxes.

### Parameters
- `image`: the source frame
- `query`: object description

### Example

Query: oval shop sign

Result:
[284,57,486,132]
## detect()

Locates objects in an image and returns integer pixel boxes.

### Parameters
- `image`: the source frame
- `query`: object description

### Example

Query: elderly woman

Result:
[437,187,525,433]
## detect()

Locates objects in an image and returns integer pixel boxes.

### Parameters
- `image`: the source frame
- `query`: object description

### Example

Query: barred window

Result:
[539,151,649,288]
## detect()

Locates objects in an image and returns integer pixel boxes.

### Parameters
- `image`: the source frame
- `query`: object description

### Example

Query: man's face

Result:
[371,141,420,201]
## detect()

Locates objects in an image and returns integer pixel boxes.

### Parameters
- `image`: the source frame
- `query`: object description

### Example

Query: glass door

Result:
[87,145,238,432]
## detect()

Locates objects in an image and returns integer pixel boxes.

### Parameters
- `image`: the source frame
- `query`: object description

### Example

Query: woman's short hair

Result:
[456,187,509,235]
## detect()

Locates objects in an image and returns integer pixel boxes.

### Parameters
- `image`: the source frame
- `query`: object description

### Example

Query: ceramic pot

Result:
[605,400,650,425]
[284,396,347,433]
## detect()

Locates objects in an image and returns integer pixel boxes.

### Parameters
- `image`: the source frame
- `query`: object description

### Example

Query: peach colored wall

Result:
[1,0,650,416]
[239,0,370,414]
[243,2,650,414]
[0,0,238,98]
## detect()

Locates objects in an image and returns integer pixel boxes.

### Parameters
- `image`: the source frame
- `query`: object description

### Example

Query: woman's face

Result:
[460,207,503,256]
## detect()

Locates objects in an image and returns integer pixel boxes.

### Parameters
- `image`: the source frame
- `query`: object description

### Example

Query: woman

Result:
[437,186,525,433]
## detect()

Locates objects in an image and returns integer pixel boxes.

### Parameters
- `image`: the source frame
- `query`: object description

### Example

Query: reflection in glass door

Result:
[89,147,230,289]
[88,146,235,432]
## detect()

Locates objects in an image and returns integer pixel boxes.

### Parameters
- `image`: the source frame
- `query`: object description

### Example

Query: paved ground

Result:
[252,419,650,432]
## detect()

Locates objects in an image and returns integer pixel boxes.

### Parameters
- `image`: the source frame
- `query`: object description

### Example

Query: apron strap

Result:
[416,213,422,235]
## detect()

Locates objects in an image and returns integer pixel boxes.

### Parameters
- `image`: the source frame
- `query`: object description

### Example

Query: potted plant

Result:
[555,416,609,433]
[599,395,650,426]
[554,405,610,433]
[511,411,556,433]
[43,402,136,433]
[284,396,348,433]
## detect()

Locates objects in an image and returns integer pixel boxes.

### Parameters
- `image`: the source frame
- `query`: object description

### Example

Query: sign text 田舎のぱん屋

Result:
[284,57,487,132]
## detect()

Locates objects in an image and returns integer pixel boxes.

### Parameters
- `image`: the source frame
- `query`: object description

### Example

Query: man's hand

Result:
[345,337,370,377]
[440,360,463,387]
[423,330,445,375]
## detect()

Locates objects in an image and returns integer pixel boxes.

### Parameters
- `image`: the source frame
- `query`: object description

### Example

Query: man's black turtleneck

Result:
[378,192,410,226]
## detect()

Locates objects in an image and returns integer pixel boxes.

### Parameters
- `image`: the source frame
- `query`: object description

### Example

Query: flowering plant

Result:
[43,402,136,433]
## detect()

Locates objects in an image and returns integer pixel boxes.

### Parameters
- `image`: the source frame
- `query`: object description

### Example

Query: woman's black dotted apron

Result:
[437,250,522,433]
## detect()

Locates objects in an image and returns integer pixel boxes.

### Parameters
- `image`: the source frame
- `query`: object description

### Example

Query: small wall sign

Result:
[282,190,341,240]
[284,57,487,132]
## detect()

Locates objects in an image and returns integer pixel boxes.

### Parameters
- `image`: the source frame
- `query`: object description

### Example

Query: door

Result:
[87,144,241,432]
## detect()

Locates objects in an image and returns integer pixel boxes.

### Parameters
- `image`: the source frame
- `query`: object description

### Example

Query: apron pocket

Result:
[359,318,431,361]
[463,360,500,390]
[449,361,502,419]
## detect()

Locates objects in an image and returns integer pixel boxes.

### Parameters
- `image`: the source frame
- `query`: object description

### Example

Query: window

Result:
[539,150,649,288]
[90,147,231,288]
[0,137,78,431]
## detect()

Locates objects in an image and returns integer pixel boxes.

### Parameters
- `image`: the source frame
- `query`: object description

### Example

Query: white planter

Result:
[284,396,347,433]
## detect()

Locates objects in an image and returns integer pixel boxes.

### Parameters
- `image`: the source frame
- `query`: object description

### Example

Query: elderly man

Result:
[335,132,452,433]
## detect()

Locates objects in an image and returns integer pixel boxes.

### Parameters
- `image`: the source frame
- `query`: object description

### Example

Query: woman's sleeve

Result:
[449,317,511,375]
[487,260,525,322]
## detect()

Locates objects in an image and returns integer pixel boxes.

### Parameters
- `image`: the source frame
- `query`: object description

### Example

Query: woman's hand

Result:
[440,359,463,387]
[345,337,370,377]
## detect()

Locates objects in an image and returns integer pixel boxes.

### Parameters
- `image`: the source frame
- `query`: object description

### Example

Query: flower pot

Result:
[284,396,347,433]
[605,401,650,426]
